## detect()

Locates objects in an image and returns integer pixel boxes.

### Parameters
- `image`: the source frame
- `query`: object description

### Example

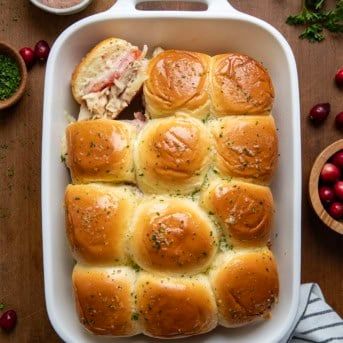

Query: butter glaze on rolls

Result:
[143,50,211,119]
[65,184,139,265]
[134,114,212,195]
[128,196,218,275]
[209,248,279,327]
[65,43,281,339]
[72,265,140,336]
[210,53,274,116]
[66,119,136,184]
[200,178,274,247]
[211,115,278,185]
[136,272,217,338]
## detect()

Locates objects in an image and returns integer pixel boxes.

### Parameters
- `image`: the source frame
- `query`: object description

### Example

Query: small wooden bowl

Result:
[0,41,27,111]
[309,139,343,235]
[29,0,92,15]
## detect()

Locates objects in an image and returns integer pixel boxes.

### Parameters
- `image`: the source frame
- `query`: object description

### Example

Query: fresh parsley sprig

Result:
[286,0,343,42]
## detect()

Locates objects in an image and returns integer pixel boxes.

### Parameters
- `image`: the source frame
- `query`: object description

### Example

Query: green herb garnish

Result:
[131,313,139,321]
[0,54,20,100]
[286,0,343,42]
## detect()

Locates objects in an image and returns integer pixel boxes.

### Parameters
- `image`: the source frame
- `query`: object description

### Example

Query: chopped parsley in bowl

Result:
[0,41,27,111]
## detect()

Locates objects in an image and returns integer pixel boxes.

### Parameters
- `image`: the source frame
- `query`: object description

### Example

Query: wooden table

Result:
[0,1,342,341]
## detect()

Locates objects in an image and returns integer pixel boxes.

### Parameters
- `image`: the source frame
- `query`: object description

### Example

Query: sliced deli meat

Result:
[71,38,148,119]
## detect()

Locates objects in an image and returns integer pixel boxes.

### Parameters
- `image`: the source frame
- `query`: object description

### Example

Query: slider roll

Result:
[144,50,211,119]
[209,248,279,327]
[211,53,274,116]
[65,184,138,265]
[134,114,212,195]
[72,37,148,119]
[128,197,218,275]
[200,179,274,247]
[72,265,141,336]
[211,115,278,185]
[66,119,136,184]
[136,272,218,338]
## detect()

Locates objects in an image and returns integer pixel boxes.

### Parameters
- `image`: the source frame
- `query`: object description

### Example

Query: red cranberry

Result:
[309,103,330,124]
[0,310,17,332]
[328,202,343,220]
[319,186,335,206]
[335,68,343,88]
[19,47,35,68]
[34,40,50,62]
[331,150,343,169]
[335,112,343,129]
[334,181,343,201]
[320,163,341,184]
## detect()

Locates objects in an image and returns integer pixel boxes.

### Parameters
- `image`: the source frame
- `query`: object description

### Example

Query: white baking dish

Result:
[41,1,302,342]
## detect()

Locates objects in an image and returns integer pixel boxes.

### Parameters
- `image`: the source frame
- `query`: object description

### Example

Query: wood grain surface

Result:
[0,1,342,342]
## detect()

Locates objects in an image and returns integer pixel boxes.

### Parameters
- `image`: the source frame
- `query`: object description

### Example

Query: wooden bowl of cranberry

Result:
[309,139,343,234]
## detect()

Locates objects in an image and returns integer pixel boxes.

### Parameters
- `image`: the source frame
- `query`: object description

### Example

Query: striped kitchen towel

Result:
[289,283,343,342]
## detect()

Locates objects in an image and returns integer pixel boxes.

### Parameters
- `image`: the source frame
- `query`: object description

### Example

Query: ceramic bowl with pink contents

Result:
[30,0,92,15]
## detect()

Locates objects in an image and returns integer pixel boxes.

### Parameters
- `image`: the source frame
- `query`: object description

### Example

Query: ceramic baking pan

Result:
[41,1,302,342]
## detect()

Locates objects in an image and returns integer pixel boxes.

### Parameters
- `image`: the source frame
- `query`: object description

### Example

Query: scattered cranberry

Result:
[34,40,50,62]
[328,202,343,220]
[335,68,343,88]
[335,112,343,129]
[331,150,343,169]
[19,47,35,68]
[334,181,343,201]
[0,310,17,332]
[309,103,330,124]
[319,186,335,206]
[320,163,341,184]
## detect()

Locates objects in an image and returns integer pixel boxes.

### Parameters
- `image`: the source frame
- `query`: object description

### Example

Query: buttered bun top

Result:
[72,265,140,336]
[128,196,218,275]
[134,114,212,194]
[136,272,217,338]
[210,115,278,185]
[209,248,279,327]
[200,179,274,247]
[72,37,148,119]
[65,119,136,184]
[65,184,139,265]
[144,50,211,119]
[211,53,274,116]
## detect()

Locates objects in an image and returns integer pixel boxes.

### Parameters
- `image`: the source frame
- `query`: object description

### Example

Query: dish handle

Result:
[107,0,238,14]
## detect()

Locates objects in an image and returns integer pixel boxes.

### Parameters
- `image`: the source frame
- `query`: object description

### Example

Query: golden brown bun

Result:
[128,196,218,275]
[134,114,213,194]
[211,53,274,116]
[64,184,139,265]
[209,248,279,327]
[72,38,147,119]
[200,179,274,247]
[136,272,217,338]
[66,119,136,184]
[210,116,278,185]
[144,50,211,119]
[72,264,140,336]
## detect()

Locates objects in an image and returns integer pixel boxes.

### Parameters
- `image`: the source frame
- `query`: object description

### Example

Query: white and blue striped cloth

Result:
[289,284,343,343]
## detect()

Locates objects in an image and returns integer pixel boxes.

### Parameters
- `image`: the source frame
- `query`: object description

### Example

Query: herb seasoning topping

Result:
[0,54,20,101]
